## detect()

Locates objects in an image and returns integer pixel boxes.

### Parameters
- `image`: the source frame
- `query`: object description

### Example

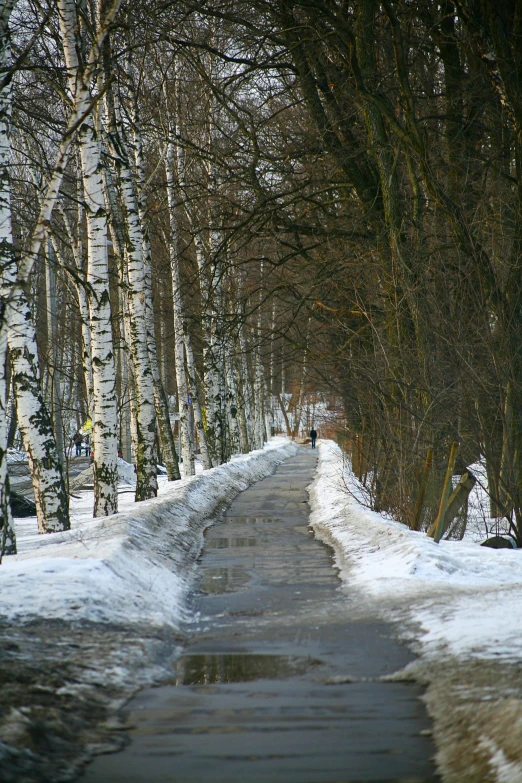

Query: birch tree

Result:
[105,88,158,500]
[8,284,70,532]
[184,305,212,468]
[59,0,120,516]
[0,327,14,555]
[129,83,181,480]
[0,0,18,551]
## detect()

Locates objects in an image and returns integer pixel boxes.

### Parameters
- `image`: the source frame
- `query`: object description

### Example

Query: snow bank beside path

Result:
[309,441,522,661]
[1,438,298,629]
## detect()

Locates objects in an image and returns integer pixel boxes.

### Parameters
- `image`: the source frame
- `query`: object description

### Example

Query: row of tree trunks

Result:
[1,2,281,544]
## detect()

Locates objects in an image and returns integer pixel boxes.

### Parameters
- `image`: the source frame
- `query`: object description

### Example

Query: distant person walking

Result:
[73,432,82,457]
[310,428,317,448]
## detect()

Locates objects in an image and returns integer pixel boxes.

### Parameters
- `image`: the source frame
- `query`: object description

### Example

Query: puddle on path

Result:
[174,653,321,685]
[206,537,258,548]
[219,516,280,524]
[201,566,250,594]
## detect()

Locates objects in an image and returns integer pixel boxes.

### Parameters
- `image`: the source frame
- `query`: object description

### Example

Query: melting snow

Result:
[1,438,298,629]
[309,441,522,662]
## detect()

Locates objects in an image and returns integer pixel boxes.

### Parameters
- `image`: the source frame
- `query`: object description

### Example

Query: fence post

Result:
[430,442,458,543]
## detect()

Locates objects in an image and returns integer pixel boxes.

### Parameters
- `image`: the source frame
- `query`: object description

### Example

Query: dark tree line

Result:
[178,0,522,541]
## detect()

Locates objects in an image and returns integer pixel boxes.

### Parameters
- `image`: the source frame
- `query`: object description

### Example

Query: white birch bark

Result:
[184,331,212,469]
[281,341,285,400]
[6,374,16,448]
[225,352,241,455]
[240,353,255,448]
[8,287,70,532]
[253,351,265,448]
[250,264,266,449]
[235,353,251,454]
[253,292,266,449]
[130,98,180,480]
[0,1,16,552]
[80,133,118,516]
[45,242,64,462]
[107,94,157,501]
[194,231,217,463]
[198,59,226,463]
[267,299,276,435]
[165,114,195,476]
[231,310,252,454]
[0,329,14,556]
[269,300,276,399]
[14,0,123,290]
[235,271,255,451]
[202,229,227,463]
[223,266,246,455]
[119,344,132,463]
[121,288,139,463]
[263,375,273,442]
[205,81,229,463]
[278,340,291,435]
[158,291,168,387]
[102,163,139,468]
[59,0,119,516]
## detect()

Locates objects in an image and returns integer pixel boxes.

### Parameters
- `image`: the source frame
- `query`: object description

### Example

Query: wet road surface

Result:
[81,448,438,782]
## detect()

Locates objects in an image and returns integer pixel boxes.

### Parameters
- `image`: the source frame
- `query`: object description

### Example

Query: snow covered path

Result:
[82,447,437,783]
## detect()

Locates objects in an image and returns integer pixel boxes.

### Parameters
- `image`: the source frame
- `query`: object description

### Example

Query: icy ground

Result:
[310,441,522,783]
[0,438,298,782]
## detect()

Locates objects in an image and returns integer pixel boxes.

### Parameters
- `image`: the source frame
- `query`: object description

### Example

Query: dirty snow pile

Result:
[309,441,522,661]
[0,438,298,629]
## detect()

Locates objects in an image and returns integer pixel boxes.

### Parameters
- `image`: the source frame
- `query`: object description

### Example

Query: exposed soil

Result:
[419,658,522,783]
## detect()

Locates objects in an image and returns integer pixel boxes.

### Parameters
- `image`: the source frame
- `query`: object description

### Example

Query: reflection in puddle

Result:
[224,517,279,524]
[174,653,320,685]
[206,537,258,549]
[202,566,250,594]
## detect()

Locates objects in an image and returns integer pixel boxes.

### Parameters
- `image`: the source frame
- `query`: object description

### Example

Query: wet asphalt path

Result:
[81,447,438,783]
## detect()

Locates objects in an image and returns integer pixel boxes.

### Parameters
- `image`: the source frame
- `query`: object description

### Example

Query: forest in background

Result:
[1,0,521,554]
